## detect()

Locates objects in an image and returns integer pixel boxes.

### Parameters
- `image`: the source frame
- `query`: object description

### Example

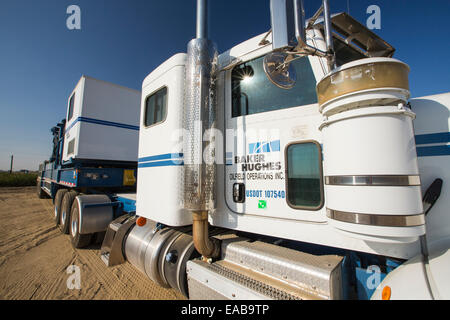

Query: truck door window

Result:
[67,93,75,121]
[144,86,167,127]
[285,142,324,210]
[231,55,317,117]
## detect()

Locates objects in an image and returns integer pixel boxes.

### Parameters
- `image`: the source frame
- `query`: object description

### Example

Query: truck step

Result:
[187,259,304,300]
[186,236,344,300]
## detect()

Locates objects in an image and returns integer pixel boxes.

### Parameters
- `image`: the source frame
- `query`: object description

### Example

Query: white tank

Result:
[317,58,425,242]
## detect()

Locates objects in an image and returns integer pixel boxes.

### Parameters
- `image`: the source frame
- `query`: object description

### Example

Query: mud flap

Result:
[100,215,136,267]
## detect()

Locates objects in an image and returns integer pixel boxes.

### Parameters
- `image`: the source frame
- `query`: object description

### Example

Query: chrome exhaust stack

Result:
[183,0,220,259]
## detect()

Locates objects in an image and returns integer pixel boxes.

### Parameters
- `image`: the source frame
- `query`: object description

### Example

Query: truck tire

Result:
[69,198,93,248]
[54,189,68,226]
[36,178,46,199]
[60,190,78,234]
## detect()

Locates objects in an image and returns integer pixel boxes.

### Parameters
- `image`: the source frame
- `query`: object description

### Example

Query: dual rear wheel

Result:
[54,189,94,248]
[54,189,68,226]
[69,198,93,248]
[59,190,77,234]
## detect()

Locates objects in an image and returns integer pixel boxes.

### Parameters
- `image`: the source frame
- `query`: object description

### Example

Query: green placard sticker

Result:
[258,200,267,209]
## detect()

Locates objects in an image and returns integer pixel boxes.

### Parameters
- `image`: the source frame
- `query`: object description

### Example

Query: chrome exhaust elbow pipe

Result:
[192,211,220,259]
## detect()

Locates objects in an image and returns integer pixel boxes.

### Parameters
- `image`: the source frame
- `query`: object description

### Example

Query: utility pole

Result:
[9,155,13,174]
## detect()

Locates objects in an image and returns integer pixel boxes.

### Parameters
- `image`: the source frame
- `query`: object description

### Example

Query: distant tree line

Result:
[0,171,38,187]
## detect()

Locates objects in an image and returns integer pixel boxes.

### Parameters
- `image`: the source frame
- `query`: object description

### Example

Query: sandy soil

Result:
[0,187,185,300]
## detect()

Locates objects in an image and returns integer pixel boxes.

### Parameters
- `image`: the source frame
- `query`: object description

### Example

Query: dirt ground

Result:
[0,187,185,300]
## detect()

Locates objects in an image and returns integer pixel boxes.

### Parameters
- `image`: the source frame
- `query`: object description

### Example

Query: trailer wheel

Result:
[36,178,46,199]
[54,189,68,226]
[60,190,78,234]
[69,198,93,248]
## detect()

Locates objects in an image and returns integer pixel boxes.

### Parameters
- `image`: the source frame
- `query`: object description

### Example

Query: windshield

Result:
[231,55,318,118]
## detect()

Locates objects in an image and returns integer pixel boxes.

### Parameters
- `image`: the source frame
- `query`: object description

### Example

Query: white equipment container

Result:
[62,76,141,163]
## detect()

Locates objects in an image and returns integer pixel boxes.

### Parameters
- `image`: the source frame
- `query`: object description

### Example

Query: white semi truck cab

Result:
[41,0,450,300]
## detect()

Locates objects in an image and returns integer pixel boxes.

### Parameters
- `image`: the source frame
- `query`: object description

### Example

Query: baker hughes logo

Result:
[248,140,280,154]
[234,140,281,172]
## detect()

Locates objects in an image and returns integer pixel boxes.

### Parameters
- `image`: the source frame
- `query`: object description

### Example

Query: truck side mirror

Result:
[266,0,336,88]
[263,52,297,89]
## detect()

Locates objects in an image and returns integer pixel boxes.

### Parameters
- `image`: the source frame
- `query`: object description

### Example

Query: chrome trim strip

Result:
[325,175,421,186]
[326,208,425,227]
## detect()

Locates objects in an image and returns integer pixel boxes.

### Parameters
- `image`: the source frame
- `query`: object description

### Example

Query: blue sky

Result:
[1,0,449,170]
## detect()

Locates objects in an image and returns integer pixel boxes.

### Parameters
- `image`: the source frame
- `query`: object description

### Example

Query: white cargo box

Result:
[62,76,141,163]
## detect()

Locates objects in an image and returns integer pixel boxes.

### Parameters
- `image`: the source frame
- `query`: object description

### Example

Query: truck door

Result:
[224,53,327,223]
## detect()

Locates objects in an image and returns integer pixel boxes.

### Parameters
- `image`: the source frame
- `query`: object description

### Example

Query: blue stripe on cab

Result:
[415,132,450,157]
[138,153,184,168]
[138,160,184,168]
[415,132,450,145]
[417,145,450,157]
[138,153,183,163]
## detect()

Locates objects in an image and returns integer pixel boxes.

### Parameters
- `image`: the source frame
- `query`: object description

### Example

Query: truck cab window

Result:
[232,55,317,117]
[286,142,323,210]
[67,93,75,121]
[144,86,167,127]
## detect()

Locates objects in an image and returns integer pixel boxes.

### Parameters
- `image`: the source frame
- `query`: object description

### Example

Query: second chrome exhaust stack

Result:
[183,0,220,259]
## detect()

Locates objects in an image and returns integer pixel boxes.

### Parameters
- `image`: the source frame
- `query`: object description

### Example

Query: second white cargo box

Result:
[62,76,141,164]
